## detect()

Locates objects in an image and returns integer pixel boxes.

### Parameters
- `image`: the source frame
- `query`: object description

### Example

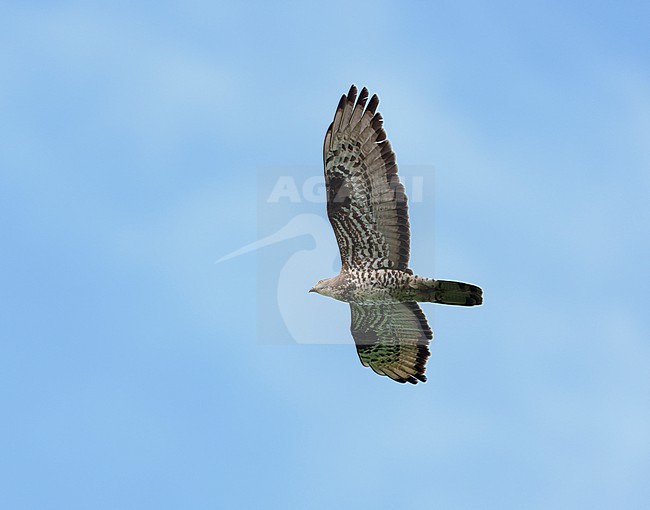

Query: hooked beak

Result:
[308,287,316,293]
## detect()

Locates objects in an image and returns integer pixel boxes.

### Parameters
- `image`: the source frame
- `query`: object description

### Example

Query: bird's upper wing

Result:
[323,85,411,272]
[350,302,432,384]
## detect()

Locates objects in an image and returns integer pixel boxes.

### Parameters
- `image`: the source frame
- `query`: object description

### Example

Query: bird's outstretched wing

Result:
[350,302,432,384]
[323,85,411,272]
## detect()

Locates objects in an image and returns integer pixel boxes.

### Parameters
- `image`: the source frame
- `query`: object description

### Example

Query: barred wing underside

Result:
[350,302,432,384]
[323,85,411,272]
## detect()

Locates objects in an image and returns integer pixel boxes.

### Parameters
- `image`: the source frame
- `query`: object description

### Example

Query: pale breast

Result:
[339,269,413,304]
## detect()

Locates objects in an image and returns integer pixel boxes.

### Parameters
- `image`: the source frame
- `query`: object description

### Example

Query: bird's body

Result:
[311,85,483,384]
[313,269,481,306]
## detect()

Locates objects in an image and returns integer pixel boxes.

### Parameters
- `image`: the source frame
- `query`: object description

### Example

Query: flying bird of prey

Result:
[310,85,483,384]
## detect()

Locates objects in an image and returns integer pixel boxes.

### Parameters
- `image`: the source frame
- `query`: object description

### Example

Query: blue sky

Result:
[1,1,649,509]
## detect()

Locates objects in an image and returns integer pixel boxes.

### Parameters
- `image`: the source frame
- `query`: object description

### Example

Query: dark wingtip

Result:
[358,86,369,104]
[367,93,379,115]
[336,94,346,111]
[347,84,358,103]
[370,112,383,129]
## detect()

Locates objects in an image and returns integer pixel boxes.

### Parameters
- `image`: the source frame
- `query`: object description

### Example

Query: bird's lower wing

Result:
[350,302,432,384]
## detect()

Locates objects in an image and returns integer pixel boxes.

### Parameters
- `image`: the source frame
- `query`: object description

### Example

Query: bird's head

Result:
[309,277,335,297]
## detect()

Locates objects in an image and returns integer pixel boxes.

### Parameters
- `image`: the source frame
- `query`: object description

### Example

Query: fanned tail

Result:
[413,279,483,306]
